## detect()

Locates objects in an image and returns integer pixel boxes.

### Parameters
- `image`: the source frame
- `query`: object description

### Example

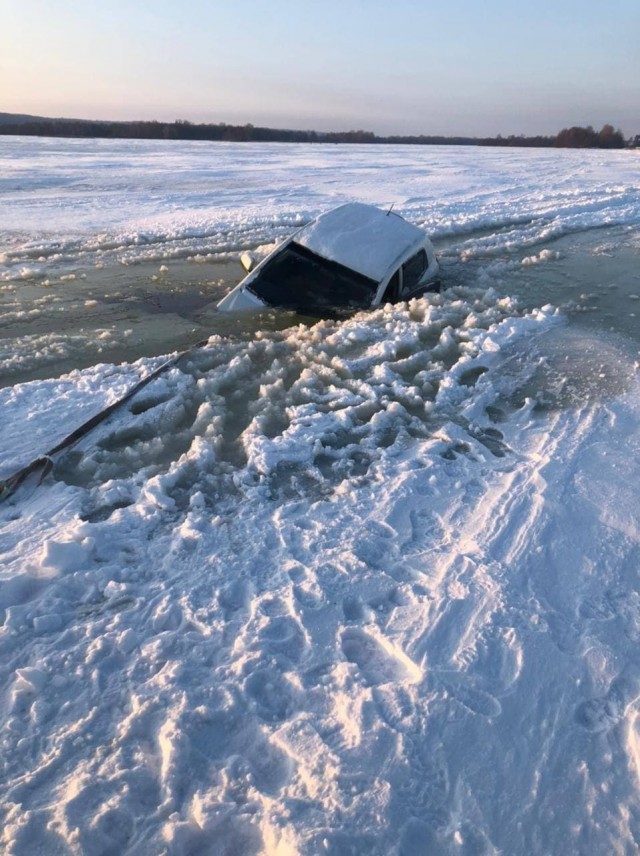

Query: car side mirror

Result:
[240,252,257,273]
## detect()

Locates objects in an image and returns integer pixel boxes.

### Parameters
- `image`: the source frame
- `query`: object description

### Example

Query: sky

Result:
[1,0,639,137]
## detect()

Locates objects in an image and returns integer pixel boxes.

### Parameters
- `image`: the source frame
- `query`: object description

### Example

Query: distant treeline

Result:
[0,116,629,149]
[555,124,627,148]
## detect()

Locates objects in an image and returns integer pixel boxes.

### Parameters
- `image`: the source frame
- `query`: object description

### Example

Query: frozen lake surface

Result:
[1,138,640,854]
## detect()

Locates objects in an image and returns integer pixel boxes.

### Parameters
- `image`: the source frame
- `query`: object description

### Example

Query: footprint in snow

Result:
[575,673,640,733]
[372,684,416,732]
[187,709,241,764]
[293,582,324,610]
[575,697,622,733]
[353,535,393,569]
[578,594,617,621]
[245,735,293,795]
[258,595,289,617]
[341,627,422,686]
[244,666,300,723]
[439,675,503,718]
[259,615,306,663]
[462,626,523,694]
[546,611,582,655]
[218,578,252,620]
[343,595,371,622]
[393,743,451,830]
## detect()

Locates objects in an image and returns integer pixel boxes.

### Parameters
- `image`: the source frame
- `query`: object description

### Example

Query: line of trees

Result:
[555,124,626,148]
[0,116,629,149]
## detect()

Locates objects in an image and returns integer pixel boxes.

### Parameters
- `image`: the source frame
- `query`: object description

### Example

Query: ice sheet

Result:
[1,139,639,280]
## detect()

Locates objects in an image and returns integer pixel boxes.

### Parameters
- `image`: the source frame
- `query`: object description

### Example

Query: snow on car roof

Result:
[295,202,425,282]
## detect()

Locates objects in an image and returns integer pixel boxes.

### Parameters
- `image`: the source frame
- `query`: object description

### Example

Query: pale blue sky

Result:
[2,0,638,136]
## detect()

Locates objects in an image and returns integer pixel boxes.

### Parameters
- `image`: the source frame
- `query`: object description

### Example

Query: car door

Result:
[380,268,401,304]
[399,249,428,299]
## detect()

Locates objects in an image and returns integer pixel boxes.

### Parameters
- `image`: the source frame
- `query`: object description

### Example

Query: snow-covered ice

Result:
[1,138,640,854]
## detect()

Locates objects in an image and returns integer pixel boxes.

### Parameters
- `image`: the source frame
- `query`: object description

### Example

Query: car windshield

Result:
[247,242,378,312]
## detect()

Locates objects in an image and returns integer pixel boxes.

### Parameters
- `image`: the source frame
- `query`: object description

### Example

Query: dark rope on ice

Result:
[0,337,211,504]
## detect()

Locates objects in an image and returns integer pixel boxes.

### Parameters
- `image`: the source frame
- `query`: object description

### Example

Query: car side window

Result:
[381,269,400,303]
[400,249,427,296]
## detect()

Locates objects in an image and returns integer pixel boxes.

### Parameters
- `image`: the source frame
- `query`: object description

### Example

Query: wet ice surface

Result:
[1,139,640,855]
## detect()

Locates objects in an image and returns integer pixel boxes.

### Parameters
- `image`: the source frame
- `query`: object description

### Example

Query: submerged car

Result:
[217,202,439,314]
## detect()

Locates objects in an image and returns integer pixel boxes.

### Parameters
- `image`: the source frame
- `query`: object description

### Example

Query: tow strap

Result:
[0,337,211,504]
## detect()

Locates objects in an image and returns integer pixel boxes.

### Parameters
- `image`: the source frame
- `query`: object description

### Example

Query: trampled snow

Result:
[1,138,640,854]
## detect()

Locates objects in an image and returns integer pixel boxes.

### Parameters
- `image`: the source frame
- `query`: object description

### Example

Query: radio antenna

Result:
[386,203,395,216]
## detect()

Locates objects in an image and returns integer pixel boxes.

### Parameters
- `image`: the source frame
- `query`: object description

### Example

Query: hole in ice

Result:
[80,498,133,523]
[458,365,488,387]
[485,405,507,423]
[440,441,471,461]
[469,426,509,458]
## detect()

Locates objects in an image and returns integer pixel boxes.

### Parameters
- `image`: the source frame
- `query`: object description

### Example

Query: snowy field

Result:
[1,138,640,854]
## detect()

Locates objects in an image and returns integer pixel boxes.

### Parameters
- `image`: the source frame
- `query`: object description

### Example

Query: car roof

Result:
[294,202,426,283]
